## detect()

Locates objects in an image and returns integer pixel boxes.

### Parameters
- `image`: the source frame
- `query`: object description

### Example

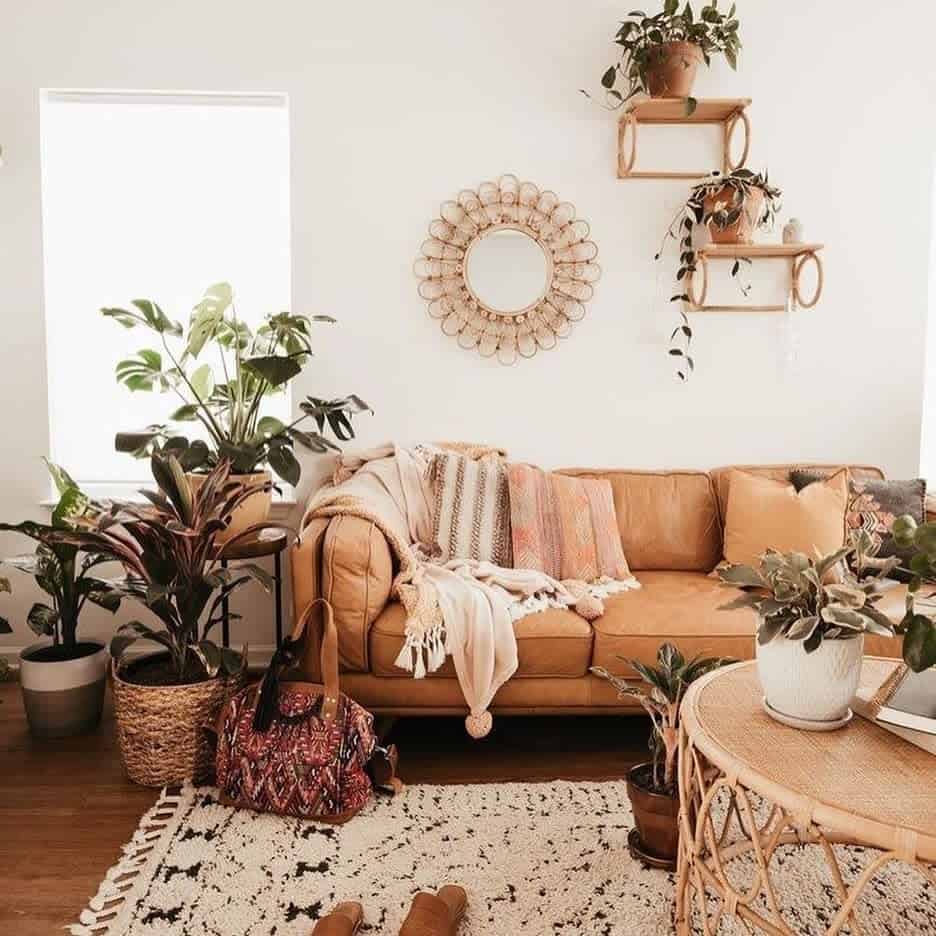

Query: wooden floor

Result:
[0,681,649,935]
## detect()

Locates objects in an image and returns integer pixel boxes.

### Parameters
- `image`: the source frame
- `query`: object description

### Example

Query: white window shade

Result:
[40,90,291,488]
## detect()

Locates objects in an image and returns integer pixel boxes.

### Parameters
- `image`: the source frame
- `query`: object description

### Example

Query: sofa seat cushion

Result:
[591,571,907,677]
[369,601,594,678]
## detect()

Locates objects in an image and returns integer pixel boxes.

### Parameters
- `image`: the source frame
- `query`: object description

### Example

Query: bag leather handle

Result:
[290,598,340,722]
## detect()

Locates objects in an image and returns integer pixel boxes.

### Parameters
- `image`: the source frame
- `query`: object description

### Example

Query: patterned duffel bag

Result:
[215,598,396,823]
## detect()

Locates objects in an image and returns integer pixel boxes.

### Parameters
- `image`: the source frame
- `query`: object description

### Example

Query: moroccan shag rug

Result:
[71,781,935,936]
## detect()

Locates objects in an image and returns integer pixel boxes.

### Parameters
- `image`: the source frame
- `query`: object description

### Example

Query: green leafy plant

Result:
[584,1,741,115]
[891,515,936,671]
[103,282,370,486]
[51,456,294,685]
[591,643,730,793]
[658,169,782,380]
[718,535,900,653]
[0,462,121,655]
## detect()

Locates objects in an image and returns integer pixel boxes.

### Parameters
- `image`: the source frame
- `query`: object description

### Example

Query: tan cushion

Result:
[322,515,393,672]
[722,468,848,566]
[369,601,593,678]
[557,469,720,572]
[591,571,760,676]
[710,463,885,526]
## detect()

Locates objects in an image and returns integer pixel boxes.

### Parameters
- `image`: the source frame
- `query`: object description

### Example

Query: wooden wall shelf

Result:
[617,97,752,180]
[687,243,824,313]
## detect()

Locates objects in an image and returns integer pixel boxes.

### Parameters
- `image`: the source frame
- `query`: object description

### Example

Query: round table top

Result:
[681,658,936,862]
[217,528,289,560]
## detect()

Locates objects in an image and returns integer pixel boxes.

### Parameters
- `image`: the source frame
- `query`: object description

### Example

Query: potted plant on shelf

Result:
[102,282,370,541]
[53,455,292,786]
[658,169,782,380]
[718,536,901,728]
[586,1,741,116]
[591,643,730,869]
[891,515,936,671]
[0,462,121,738]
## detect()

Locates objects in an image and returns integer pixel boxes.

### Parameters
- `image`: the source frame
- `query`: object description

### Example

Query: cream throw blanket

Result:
[301,444,639,736]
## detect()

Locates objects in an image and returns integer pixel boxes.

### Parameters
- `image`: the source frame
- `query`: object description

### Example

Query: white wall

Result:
[2,0,935,656]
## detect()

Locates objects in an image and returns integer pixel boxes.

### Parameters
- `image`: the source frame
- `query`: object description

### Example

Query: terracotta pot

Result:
[187,469,272,545]
[644,41,703,98]
[19,640,108,738]
[703,186,765,244]
[626,761,679,868]
[111,654,245,787]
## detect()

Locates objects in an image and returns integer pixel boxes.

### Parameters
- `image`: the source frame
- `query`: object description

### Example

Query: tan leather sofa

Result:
[291,464,906,715]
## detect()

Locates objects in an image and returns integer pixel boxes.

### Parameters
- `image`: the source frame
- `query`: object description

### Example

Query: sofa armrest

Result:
[292,514,394,674]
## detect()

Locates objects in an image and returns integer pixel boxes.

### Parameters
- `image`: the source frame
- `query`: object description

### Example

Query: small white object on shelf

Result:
[782,217,804,244]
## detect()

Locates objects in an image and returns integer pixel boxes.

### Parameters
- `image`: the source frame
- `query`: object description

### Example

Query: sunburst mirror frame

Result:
[414,174,600,365]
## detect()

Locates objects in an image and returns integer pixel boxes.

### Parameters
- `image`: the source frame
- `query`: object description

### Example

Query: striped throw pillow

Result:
[428,453,512,566]
[507,463,630,582]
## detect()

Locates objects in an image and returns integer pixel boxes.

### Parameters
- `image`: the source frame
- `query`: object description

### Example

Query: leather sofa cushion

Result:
[710,464,885,526]
[557,469,720,572]
[369,601,593,678]
[591,570,905,677]
[322,515,393,672]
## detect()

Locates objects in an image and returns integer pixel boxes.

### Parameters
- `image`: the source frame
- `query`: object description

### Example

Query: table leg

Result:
[221,557,230,649]
[274,549,283,648]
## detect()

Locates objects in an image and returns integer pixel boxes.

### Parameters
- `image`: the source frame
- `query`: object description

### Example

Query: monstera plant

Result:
[102,282,370,487]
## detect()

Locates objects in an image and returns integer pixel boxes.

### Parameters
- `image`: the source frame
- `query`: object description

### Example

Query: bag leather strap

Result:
[290,598,340,722]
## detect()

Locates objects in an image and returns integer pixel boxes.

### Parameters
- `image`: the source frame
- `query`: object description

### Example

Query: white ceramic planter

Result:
[19,640,109,738]
[756,632,864,725]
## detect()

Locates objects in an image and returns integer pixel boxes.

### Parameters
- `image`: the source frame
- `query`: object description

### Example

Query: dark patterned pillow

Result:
[789,470,925,566]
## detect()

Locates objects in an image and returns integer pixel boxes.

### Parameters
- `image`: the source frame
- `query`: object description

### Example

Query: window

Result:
[40,90,291,491]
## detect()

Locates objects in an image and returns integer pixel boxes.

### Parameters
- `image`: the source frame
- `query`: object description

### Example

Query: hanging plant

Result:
[656,169,782,380]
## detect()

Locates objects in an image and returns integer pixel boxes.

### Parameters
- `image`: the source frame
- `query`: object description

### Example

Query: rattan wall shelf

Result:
[687,242,824,313]
[617,97,752,180]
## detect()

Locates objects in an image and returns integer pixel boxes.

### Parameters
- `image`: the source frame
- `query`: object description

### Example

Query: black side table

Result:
[217,529,289,649]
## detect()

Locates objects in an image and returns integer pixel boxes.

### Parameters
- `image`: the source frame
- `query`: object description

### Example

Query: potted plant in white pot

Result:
[102,282,370,542]
[54,455,293,786]
[718,539,900,729]
[591,643,730,869]
[586,0,741,116]
[0,462,122,738]
[659,168,783,380]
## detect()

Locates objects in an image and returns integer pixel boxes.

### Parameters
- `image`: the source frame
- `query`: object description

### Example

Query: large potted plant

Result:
[54,455,292,786]
[587,1,741,115]
[102,282,370,541]
[659,169,782,380]
[718,538,900,728]
[0,462,121,738]
[591,643,729,869]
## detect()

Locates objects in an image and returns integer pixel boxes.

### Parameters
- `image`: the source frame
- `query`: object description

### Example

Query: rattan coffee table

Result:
[674,658,936,935]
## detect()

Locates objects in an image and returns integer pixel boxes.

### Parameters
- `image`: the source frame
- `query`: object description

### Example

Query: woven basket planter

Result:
[111,656,245,788]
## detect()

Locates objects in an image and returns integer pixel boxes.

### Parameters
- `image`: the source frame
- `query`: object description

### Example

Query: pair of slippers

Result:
[312,886,467,935]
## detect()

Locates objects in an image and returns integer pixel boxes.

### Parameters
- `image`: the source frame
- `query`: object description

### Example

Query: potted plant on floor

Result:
[0,462,122,738]
[718,537,900,728]
[586,1,741,116]
[659,169,782,380]
[591,643,730,869]
[102,282,370,541]
[53,455,293,786]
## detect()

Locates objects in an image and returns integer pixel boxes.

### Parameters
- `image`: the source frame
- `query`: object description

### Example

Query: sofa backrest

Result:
[557,469,721,572]
[559,463,887,572]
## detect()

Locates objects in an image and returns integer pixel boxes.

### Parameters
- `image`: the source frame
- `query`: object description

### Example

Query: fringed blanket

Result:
[301,444,639,736]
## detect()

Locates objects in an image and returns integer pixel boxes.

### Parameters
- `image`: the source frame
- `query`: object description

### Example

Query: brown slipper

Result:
[311,901,363,936]
[399,885,467,935]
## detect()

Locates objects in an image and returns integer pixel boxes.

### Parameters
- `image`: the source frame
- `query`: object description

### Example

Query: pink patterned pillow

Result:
[506,463,630,582]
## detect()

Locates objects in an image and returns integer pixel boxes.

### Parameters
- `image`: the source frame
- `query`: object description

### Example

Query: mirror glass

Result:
[465,228,549,314]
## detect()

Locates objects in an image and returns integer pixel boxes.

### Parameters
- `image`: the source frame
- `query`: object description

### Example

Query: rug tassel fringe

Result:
[66,787,186,936]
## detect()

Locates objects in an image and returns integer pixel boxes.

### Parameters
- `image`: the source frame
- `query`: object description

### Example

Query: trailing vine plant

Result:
[656,169,782,380]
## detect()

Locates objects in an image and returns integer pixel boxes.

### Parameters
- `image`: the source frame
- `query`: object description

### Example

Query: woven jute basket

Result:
[111,656,245,788]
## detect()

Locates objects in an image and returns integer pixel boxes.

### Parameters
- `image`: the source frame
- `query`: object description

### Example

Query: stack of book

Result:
[853,665,936,755]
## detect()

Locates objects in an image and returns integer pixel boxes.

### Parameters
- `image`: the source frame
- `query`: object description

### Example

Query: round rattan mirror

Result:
[414,174,600,365]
